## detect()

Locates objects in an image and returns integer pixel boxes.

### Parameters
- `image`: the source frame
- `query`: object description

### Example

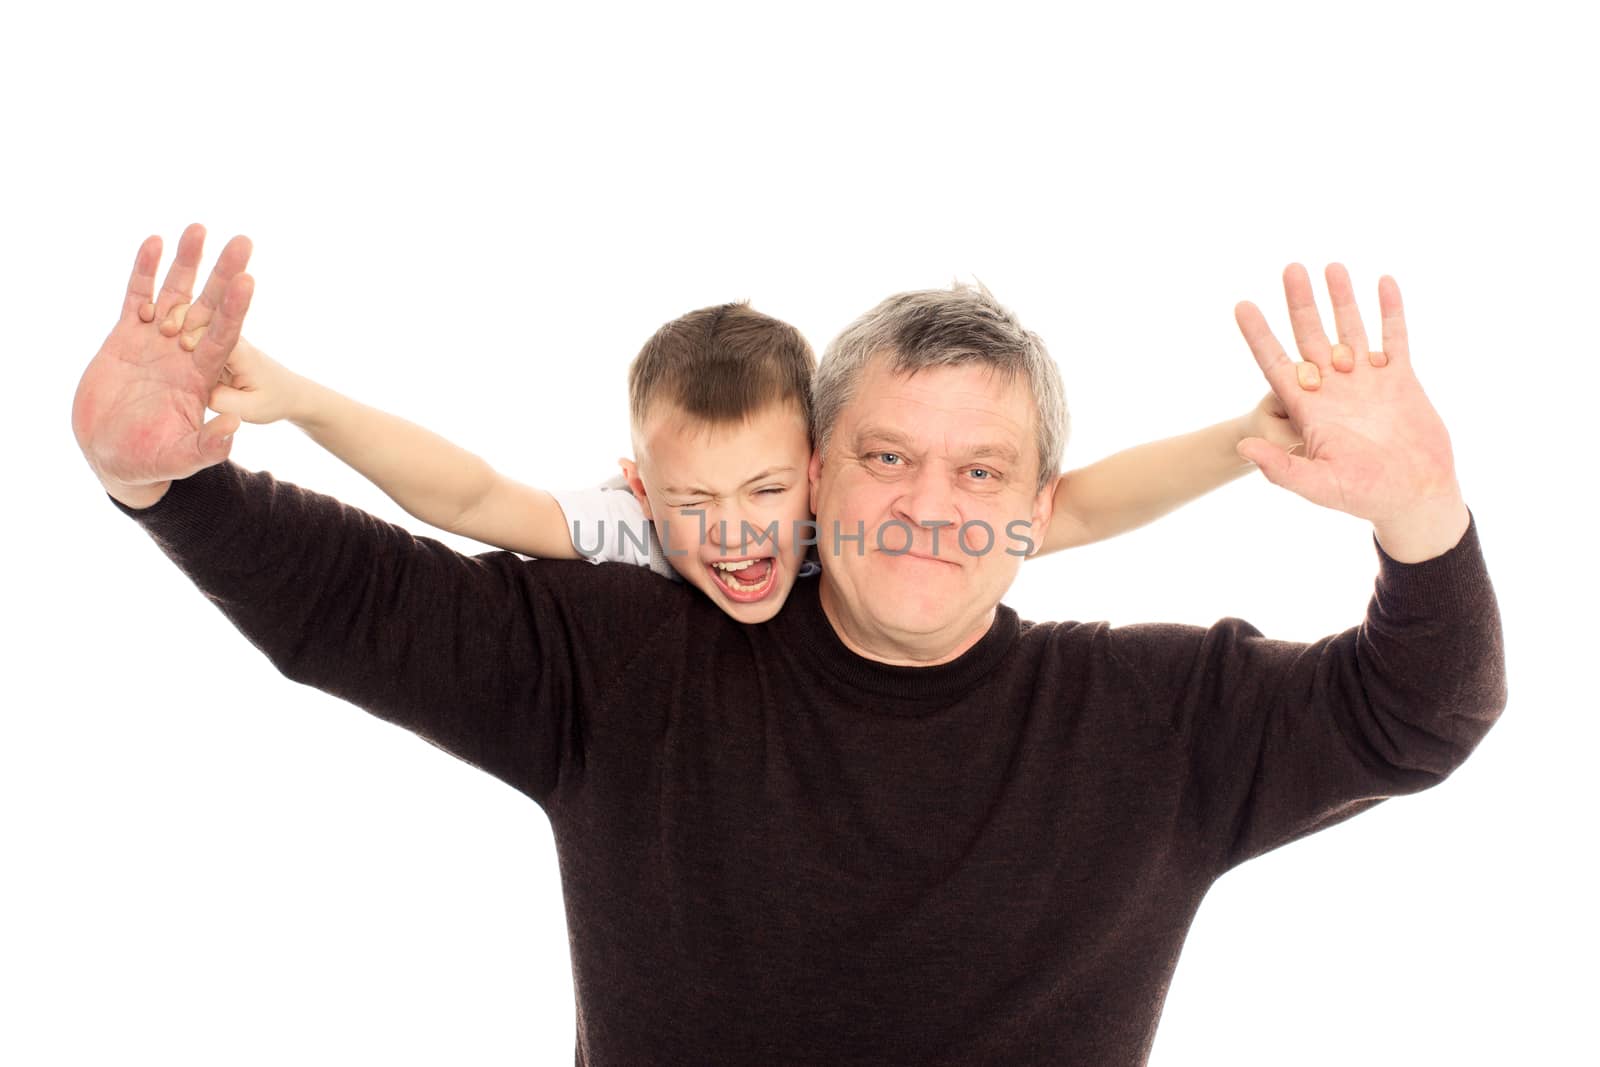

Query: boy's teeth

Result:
[718,565,764,590]
[711,557,774,594]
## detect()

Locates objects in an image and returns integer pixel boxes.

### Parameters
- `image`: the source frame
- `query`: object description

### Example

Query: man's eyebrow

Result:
[851,426,919,452]
[660,466,798,496]
[963,443,1021,464]
[853,426,1019,465]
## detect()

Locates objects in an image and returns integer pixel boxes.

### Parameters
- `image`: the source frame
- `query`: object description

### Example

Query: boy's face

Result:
[628,400,815,624]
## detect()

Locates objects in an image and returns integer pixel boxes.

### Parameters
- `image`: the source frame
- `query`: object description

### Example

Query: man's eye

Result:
[874,452,903,466]
[756,486,789,496]
[967,468,994,481]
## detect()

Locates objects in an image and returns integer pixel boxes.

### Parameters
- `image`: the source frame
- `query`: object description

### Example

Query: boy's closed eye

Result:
[670,485,792,508]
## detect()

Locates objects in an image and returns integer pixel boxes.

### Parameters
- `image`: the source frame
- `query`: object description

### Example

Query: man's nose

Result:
[894,467,960,548]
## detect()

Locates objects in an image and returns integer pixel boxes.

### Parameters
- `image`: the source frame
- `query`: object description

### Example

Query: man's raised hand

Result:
[1235,263,1470,563]
[72,225,254,509]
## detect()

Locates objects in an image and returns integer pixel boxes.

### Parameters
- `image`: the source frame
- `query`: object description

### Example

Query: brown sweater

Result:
[114,461,1507,1065]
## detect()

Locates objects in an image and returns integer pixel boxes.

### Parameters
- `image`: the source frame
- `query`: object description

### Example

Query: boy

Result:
[162,298,1319,621]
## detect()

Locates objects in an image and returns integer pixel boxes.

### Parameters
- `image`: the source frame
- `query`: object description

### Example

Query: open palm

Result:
[72,226,254,505]
[1235,264,1459,528]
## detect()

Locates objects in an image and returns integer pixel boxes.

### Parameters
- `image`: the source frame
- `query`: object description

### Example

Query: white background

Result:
[4,1,1595,1063]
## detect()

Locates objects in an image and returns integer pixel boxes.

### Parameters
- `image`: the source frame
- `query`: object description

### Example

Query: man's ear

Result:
[807,447,823,516]
[618,456,653,520]
[1027,474,1058,558]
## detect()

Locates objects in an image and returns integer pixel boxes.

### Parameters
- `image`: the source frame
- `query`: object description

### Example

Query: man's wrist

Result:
[1372,492,1471,564]
[103,477,172,510]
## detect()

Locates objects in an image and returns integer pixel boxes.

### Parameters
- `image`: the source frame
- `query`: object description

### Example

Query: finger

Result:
[208,382,251,417]
[1237,437,1341,510]
[138,302,156,323]
[154,223,206,322]
[1329,343,1355,373]
[1283,263,1333,372]
[160,301,191,337]
[1235,300,1302,397]
[1324,263,1371,361]
[185,234,254,338]
[1378,276,1410,366]
[1370,347,1389,368]
[122,235,162,321]
[191,273,255,381]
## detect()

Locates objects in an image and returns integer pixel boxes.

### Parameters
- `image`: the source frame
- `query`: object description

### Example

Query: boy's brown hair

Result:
[628,303,815,433]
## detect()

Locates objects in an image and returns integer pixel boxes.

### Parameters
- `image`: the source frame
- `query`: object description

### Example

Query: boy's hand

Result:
[1244,339,1386,457]
[1242,390,1303,456]
[203,334,308,425]
[1288,342,1389,392]
[162,293,310,425]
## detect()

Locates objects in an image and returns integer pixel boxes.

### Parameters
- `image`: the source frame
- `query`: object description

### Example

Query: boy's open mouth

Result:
[708,557,778,602]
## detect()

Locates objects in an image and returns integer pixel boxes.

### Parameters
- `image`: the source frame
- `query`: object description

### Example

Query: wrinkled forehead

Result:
[833,359,1039,460]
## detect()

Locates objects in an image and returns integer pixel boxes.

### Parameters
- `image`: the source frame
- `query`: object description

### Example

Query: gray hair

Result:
[812,281,1068,494]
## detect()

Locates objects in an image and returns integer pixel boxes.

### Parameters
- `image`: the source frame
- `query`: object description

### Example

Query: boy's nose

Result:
[704,505,738,549]
[704,504,766,556]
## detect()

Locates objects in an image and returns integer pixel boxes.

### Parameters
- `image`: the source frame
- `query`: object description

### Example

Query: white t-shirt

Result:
[547,476,676,579]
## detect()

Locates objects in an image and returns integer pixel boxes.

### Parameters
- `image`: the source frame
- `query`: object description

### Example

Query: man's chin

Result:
[866,561,968,601]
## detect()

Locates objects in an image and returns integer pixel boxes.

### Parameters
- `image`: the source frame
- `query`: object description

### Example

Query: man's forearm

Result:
[109,460,561,801]
[1044,415,1252,553]
[1110,507,1509,873]
[291,380,497,533]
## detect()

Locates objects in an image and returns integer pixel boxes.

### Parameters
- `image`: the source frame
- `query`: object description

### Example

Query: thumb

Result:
[151,412,241,481]
[1238,436,1302,487]
[209,383,266,423]
[1238,436,1338,509]
[198,412,241,463]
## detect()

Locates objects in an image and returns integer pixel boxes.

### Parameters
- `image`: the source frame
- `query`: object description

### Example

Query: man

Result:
[74,228,1505,1065]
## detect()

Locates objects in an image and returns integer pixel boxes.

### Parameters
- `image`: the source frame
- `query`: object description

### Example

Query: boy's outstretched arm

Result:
[1036,399,1276,556]
[200,333,580,560]
[1037,340,1382,556]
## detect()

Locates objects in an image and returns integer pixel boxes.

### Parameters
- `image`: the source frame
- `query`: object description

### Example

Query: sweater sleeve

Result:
[110,461,681,809]
[1105,510,1507,874]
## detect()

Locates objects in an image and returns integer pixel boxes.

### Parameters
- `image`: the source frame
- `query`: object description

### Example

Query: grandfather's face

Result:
[808,357,1055,664]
